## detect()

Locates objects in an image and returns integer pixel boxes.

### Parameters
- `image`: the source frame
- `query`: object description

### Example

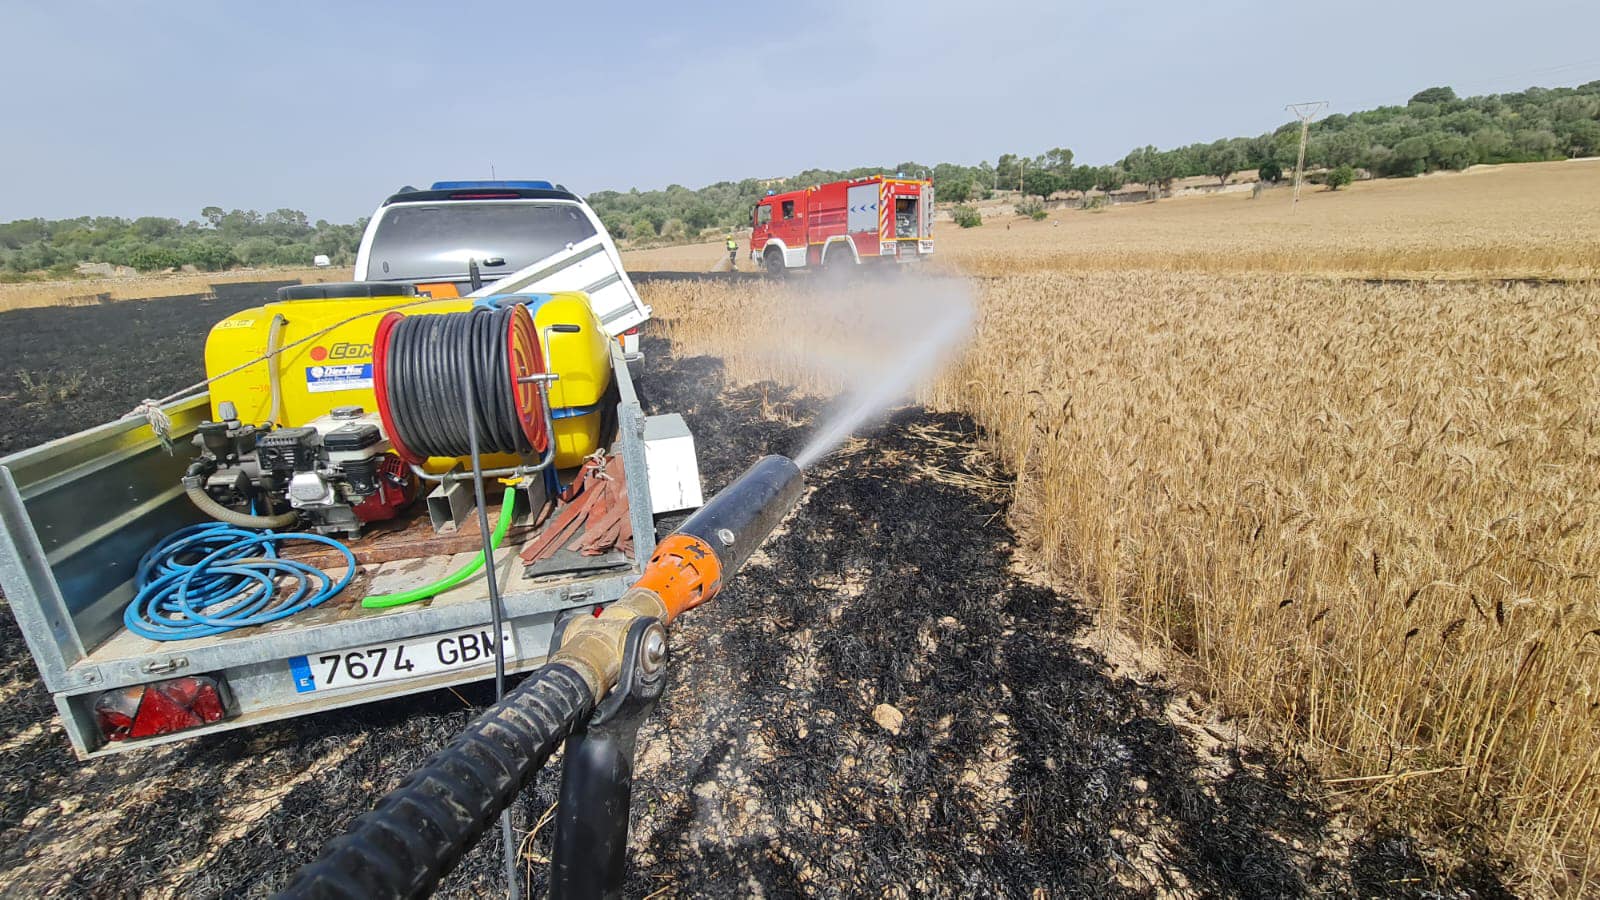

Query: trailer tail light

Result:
[93,676,231,743]
[618,327,640,356]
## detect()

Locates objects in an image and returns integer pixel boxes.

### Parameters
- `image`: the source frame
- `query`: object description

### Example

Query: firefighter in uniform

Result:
[726,234,739,270]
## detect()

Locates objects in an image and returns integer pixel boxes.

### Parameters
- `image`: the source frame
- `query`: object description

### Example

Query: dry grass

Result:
[937,160,1600,280]
[640,161,1600,895]
[621,238,734,273]
[0,266,347,313]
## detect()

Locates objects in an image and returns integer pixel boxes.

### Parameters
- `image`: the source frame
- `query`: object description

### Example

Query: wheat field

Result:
[940,160,1600,279]
[642,161,1600,895]
[620,239,735,273]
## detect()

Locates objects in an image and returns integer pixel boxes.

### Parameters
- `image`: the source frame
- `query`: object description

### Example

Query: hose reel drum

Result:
[372,303,549,465]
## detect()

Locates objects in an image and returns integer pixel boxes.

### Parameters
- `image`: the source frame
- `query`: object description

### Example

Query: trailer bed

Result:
[83,515,632,667]
[0,343,661,757]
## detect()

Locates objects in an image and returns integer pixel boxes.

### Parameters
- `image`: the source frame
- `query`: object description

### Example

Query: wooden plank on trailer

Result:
[430,552,486,606]
[277,502,543,569]
[432,548,521,607]
[362,555,454,598]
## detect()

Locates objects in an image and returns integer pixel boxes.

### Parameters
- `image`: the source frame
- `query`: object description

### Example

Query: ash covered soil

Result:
[0,293,1510,897]
[0,283,300,454]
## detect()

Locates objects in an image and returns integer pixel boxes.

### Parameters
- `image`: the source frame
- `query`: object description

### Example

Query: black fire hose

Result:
[278,663,595,898]
[278,456,805,900]
[376,305,545,462]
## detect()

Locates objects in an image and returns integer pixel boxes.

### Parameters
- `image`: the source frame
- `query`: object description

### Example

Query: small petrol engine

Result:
[184,403,416,536]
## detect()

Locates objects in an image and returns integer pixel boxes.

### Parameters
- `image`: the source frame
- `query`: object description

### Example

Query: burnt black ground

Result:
[0,283,296,455]
[0,292,1513,897]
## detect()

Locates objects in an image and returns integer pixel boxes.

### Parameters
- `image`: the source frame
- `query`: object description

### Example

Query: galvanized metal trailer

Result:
[0,342,665,758]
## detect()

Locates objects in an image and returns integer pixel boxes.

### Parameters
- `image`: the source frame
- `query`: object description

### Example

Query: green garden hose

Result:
[362,485,518,609]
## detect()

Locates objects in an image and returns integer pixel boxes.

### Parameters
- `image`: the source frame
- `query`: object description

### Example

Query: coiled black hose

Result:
[379,306,538,460]
[277,663,595,900]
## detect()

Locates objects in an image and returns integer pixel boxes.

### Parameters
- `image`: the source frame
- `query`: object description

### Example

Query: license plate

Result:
[289,624,517,693]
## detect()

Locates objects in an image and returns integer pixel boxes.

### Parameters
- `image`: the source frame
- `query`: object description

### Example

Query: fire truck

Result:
[750,175,934,276]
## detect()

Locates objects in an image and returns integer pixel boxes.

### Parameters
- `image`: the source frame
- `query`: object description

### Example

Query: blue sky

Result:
[3,0,1598,222]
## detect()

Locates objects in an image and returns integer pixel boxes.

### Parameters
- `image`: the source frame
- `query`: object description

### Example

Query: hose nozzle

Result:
[645,454,804,619]
[679,455,805,574]
[550,455,805,693]
[624,451,806,621]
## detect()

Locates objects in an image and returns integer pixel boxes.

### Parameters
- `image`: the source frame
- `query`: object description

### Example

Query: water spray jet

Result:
[793,291,972,469]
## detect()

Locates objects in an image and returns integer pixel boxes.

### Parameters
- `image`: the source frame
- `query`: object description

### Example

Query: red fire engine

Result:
[750,175,934,276]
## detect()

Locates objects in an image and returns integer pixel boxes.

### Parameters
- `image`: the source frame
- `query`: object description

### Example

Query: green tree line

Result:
[981,81,1600,202]
[587,81,1600,234]
[0,207,365,277]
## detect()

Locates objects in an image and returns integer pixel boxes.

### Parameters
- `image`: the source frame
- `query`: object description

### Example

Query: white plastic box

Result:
[643,414,703,514]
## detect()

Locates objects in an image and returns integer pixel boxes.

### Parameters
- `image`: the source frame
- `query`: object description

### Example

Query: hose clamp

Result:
[588,616,667,728]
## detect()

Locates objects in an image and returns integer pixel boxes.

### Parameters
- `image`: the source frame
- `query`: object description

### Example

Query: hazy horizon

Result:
[3,0,1598,222]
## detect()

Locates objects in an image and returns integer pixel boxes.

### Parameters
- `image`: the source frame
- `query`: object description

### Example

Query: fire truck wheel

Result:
[823,247,854,282]
[764,248,786,278]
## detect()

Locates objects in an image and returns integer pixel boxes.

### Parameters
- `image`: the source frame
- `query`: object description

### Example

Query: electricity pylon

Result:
[1285,101,1328,212]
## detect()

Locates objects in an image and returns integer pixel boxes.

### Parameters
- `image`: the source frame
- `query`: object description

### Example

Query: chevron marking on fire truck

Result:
[879,182,891,241]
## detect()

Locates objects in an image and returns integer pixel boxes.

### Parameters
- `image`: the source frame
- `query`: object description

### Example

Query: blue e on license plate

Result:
[289,625,517,693]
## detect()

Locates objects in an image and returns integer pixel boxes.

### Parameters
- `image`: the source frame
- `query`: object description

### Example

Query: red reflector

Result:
[94,676,230,743]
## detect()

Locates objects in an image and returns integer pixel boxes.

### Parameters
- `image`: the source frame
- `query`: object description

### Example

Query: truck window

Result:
[781,200,795,220]
[367,202,597,280]
[755,204,771,226]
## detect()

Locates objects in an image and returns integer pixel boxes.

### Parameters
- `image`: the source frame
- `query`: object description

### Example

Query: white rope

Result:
[585,448,613,480]
[134,400,175,453]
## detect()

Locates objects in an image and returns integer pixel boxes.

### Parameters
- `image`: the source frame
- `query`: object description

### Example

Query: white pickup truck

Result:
[354,179,649,355]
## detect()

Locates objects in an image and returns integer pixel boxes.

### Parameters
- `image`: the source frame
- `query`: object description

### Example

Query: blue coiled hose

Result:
[124,523,356,641]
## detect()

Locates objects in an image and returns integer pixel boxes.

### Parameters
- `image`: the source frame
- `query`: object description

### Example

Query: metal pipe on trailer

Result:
[458,319,523,900]
[278,455,806,900]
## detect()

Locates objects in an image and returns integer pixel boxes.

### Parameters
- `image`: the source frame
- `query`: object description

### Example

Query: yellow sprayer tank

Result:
[205,284,456,426]
[203,284,613,469]
[527,293,613,468]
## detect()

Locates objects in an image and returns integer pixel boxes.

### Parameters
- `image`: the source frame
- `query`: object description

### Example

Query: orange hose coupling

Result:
[633,533,724,623]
